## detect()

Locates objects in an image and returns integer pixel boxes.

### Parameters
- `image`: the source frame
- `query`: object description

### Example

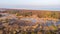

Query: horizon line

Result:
[0,8,60,11]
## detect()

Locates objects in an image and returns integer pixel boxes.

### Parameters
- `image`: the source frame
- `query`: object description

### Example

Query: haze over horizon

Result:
[0,0,60,11]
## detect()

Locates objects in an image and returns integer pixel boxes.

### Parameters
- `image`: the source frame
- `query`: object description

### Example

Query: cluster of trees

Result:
[37,11,60,19]
[16,12,32,17]
[3,10,60,19]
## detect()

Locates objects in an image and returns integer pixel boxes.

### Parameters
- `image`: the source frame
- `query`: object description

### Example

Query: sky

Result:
[0,0,60,10]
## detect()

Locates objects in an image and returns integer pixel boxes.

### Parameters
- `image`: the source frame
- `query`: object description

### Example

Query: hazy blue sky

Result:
[0,0,60,10]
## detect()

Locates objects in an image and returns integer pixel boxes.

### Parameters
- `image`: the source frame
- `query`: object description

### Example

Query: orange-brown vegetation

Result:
[0,9,60,34]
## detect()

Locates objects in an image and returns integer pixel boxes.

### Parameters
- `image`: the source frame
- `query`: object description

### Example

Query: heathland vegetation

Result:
[0,9,60,34]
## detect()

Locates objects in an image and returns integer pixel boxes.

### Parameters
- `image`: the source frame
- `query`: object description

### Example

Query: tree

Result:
[0,14,2,17]
[51,12,59,19]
